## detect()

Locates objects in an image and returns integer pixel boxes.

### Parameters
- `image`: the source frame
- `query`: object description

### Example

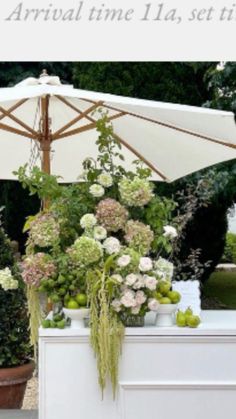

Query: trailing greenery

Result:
[87,265,124,398]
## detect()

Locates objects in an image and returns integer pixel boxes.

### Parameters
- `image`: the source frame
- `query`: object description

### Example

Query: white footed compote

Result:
[63,308,89,329]
[155,304,177,327]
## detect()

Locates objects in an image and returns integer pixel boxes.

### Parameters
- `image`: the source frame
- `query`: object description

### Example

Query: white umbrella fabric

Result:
[0,70,236,183]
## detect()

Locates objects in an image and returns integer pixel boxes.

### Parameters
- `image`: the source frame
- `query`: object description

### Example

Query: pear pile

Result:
[153,280,181,304]
[176,307,201,328]
[41,311,69,329]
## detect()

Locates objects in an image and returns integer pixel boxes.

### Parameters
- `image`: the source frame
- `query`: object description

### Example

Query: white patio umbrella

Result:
[0,70,236,183]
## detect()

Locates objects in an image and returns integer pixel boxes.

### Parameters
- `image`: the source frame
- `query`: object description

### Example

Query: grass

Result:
[203,271,236,309]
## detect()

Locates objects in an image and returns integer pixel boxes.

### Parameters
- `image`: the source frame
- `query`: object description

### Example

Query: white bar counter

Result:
[39,311,236,419]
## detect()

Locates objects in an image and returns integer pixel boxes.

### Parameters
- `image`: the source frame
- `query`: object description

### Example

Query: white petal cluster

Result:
[163,225,178,239]
[103,237,121,255]
[117,255,131,267]
[93,226,107,241]
[97,172,113,188]
[154,257,174,280]
[89,184,105,198]
[0,267,18,291]
[139,257,153,272]
[80,213,97,230]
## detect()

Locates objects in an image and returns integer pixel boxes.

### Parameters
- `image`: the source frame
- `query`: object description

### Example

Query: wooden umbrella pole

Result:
[40,95,51,209]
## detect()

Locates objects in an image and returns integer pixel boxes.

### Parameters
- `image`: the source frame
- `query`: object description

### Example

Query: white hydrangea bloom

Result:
[111,299,122,312]
[139,257,153,272]
[125,273,138,286]
[0,268,18,291]
[117,255,131,267]
[154,257,174,280]
[133,274,145,290]
[163,225,178,239]
[89,184,105,198]
[93,226,107,241]
[131,305,141,315]
[97,173,113,188]
[80,213,97,229]
[103,237,121,255]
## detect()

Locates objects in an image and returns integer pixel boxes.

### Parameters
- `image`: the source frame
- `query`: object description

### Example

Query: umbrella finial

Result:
[40,69,48,78]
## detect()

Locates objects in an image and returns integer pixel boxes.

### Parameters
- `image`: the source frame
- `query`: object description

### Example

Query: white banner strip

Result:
[0,0,236,60]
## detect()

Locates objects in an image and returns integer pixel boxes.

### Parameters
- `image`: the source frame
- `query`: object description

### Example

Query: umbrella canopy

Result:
[0,70,236,183]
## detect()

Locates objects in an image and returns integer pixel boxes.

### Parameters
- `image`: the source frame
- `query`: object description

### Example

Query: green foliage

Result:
[222,232,236,264]
[205,62,236,114]
[14,164,62,201]
[73,62,216,105]
[0,225,32,367]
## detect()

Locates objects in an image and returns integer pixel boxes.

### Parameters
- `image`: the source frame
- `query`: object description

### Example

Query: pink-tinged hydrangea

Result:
[67,236,103,267]
[120,290,136,308]
[119,176,154,207]
[148,298,160,311]
[135,290,147,305]
[96,198,128,232]
[124,220,154,255]
[143,274,157,290]
[28,212,60,248]
[21,253,56,287]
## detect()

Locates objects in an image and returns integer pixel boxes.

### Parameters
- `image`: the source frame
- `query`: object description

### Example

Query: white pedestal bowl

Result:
[155,304,177,327]
[63,308,89,329]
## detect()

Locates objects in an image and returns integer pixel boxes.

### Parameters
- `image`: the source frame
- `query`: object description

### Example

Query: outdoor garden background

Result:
[1,61,236,410]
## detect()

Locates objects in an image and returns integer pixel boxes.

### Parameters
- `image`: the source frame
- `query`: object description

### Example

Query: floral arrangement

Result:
[18,113,179,396]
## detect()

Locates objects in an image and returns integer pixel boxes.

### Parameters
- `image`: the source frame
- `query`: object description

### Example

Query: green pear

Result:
[176,310,186,327]
[153,291,163,300]
[185,307,193,316]
[186,315,201,328]
[56,319,66,329]
[167,291,181,304]
[158,281,171,295]
[41,319,51,328]
[159,297,172,304]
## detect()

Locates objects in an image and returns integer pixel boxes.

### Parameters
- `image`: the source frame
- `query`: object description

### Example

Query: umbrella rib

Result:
[52,101,104,139]
[113,132,168,181]
[55,95,95,123]
[0,121,37,140]
[81,97,236,151]
[52,112,126,141]
[0,99,29,122]
[0,105,38,137]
